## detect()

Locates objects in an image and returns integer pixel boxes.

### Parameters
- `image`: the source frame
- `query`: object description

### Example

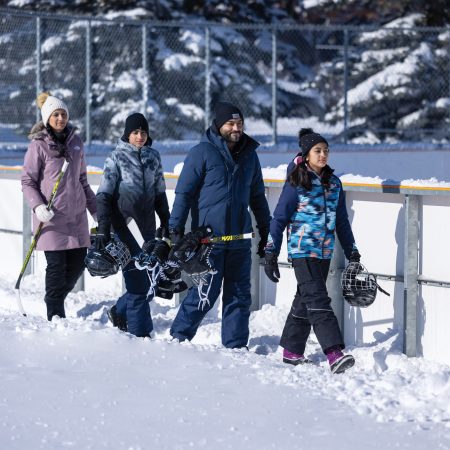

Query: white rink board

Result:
[1,174,450,365]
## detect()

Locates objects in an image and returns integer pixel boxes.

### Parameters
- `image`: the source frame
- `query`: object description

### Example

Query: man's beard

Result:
[222,130,242,143]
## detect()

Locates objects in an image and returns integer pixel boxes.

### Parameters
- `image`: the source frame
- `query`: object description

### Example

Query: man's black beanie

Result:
[299,128,328,157]
[122,112,149,142]
[213,102,244,130]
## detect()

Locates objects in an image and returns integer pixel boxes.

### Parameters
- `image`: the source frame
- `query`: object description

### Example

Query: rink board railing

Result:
[1,167,450,366]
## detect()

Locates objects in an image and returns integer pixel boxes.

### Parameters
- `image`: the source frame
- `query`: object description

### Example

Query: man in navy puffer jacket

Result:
[169,102,271,348]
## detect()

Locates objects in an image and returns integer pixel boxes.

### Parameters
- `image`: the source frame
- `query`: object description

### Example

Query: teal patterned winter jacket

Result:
[266,166,357,260]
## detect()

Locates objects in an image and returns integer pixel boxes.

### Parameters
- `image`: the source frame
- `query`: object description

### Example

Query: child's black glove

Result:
[349,250,361,263]
[264,252,280,283]
[95,222,111,250]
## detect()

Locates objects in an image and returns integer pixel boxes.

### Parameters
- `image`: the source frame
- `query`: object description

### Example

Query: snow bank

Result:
[0,273,449,449]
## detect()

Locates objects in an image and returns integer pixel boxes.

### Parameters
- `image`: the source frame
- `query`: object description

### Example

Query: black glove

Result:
[264,252,280,283]
[257,227,269,258]
[169,227,184,249]
[156,224,170,240]
[94,223,111,250]
[151,240,171,264]
[173,226,213,262]
[349,250,361,263]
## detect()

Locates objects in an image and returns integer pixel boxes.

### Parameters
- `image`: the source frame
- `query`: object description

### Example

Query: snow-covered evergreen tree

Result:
[0,0,449,143]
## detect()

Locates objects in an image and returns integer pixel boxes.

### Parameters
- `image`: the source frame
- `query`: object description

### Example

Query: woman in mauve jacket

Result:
[21,92,97,321]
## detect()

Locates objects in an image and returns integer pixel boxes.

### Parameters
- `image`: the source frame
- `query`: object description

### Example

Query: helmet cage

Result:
[105,240,131,269]
[85,239,131,278]
[341,262,378,308]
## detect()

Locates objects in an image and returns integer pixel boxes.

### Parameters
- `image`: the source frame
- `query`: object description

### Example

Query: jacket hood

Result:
[28,121,47,141]
[116,138,154,153]
[28,121,77,142]
[119,134,153,148]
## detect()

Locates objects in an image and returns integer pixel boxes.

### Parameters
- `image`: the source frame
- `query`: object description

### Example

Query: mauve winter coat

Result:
[21,122,97,251]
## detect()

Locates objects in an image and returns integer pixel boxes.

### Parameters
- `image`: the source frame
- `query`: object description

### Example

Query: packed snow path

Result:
[0,275,449,449]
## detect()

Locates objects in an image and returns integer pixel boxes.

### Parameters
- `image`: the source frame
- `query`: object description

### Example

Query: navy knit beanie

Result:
[299,128,328,157]
[213,102,244,130]
[122,113,149,142]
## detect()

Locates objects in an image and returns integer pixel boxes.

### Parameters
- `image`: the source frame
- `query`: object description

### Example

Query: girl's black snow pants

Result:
[280,257,344,355]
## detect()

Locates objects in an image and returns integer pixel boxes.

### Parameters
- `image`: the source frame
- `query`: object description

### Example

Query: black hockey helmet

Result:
[341,262,378,308]
[85,239,131,277]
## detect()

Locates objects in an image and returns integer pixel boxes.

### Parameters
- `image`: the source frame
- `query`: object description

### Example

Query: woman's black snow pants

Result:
[44,248,87,320]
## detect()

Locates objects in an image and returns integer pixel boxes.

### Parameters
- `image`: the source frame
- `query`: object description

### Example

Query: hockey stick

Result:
[14,160,70,315]
[200,232,255,244]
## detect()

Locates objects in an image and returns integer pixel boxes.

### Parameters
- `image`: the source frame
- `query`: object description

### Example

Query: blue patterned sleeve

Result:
[266,181,298,256]
[335,182,357,259]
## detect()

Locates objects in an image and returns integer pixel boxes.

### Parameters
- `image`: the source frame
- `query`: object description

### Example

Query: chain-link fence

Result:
[1,8,449,147]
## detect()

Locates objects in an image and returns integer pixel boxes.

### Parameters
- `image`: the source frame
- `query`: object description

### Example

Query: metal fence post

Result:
[142,24,148,113]
[204,26,211,129]
[73,272,85,292]
[250,211,260,311]
[22,195,32,276]
[35,16,41,123]
[85,20,91,147]
[403,194,420,357]
[327,240,345,332]
[271,26,278,145]
[343,28,349,144]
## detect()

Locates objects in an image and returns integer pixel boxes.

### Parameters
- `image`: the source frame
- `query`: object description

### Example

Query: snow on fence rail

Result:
[1,167,449,366]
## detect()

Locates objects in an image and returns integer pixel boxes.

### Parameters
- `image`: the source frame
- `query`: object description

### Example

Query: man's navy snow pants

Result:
[280,257,344,355]
[170,246,252,348]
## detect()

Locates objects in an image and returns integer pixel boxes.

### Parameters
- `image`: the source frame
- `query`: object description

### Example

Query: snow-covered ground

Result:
[1,273,449,449]
[1,129,450,449]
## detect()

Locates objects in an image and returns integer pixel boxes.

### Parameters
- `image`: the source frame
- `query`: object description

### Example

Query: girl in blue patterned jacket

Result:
[264,128,360,374]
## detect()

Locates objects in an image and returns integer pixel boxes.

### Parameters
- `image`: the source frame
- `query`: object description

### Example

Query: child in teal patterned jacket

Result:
[264,128,360,374]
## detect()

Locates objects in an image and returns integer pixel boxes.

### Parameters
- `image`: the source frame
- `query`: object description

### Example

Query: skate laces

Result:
[134,253,184,298]
[134,252,161,298]
[146,263,163,298]
[185,244,217,311]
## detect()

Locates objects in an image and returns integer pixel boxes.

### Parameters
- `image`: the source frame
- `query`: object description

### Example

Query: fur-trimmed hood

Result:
[28,121,47,140]
[28,121,77,142]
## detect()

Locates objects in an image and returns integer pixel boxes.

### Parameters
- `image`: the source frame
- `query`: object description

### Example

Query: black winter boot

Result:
[45,296,66,321]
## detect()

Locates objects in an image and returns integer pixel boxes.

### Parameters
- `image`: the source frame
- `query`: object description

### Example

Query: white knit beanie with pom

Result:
[40,96,69,127]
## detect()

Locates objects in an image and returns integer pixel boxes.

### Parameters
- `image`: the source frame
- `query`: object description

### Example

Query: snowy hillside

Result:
[1,273,449,449]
